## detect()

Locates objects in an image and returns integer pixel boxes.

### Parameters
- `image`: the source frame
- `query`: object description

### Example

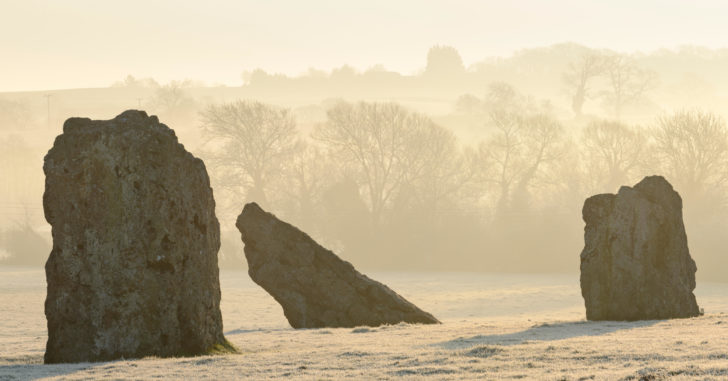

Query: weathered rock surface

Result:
[236,202,440,328]
[580,176,700,321]
[43,110,228,363]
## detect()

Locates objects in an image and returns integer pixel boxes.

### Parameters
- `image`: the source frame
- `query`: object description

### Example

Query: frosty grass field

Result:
[1,267,727,380]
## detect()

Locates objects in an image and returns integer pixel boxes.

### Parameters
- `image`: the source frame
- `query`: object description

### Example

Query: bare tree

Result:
[562,53,606,117]
[148,80,196,123]
[511,114,565,209]
[314,102,451,226]
[484,82,520,115]
[200,100,299,206]
[483,82,546,121]
[581,120,648,192]
[480,111,564,216]
[271,140,333,230]
[405,125,479,214]
[601,55,657,120]
[651,110,728,198]
[480,110,522,213]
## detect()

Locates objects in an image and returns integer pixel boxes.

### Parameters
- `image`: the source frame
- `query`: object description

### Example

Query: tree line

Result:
[199,86,728,279]
[1,44,727,279]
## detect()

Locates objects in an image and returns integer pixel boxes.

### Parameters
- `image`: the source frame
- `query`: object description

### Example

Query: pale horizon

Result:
[2,0,728,92]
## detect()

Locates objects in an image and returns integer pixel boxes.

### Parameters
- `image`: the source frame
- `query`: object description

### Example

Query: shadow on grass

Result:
[0,359,110,381]
[0,338,239,380]
[436,319,661,349]
[225,327,292,335]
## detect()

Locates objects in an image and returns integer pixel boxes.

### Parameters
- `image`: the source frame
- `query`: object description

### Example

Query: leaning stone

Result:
[580,175,700,321]
[236,202,440,328]
[43,110,231,363]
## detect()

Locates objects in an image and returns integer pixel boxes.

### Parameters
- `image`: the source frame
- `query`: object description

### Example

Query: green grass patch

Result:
[205,338,239,355]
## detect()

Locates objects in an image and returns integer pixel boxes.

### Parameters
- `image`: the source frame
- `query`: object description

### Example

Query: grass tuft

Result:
[205,338,239,355]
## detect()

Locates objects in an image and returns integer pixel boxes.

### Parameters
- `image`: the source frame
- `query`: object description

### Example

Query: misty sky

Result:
[1,0,727,92]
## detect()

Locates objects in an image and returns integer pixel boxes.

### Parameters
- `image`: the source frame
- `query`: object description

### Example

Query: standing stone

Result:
[43,110,230,363]
[580,176,700,321]
[236,203,440,328]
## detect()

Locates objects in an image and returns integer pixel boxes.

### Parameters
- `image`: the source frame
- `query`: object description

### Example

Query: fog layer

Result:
[1,44,727,281]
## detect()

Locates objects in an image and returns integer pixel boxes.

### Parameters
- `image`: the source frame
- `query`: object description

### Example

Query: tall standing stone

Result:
[43,110,229,363]
[580,176,700,321]
[236,202,440,328]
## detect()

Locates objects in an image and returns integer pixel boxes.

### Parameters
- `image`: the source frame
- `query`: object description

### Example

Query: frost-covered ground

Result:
[1,267,727,380]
